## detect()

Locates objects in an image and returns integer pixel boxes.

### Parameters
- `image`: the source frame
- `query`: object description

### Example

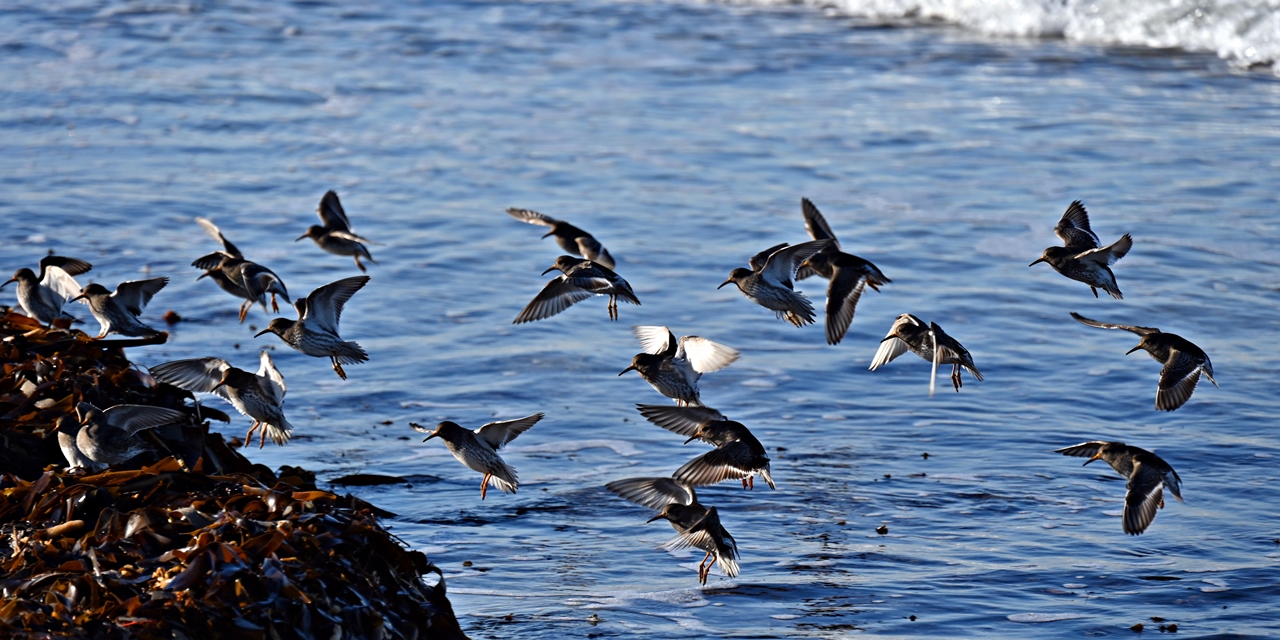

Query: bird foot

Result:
[331,359,348,380]
[270,295,280,313]
[480,474,490,500]
[239,301,251,323]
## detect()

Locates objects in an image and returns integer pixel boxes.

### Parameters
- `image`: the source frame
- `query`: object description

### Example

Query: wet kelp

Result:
[0,313,466,639]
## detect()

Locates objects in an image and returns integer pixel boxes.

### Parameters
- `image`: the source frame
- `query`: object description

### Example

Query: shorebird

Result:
[71,277,169,338]
[619,326,740,406]
[411,413,544,499]
[3,255,93,326]
[1070,312,1217,411]
[794,198,891,345]
[513,256,639,323]
[870,313,983,396]
[255,276,370,380]
[605,477,739,585]
[1055,441,1183,535]
[193,217,290,322]
[506,208,615,269]
[1030,201,1132,299]
[719,240,832,327]
[53,415,104,472]
[297,190,377,272]
[635,404,774,490]
[73,401,186,467]
[150,351,291,448]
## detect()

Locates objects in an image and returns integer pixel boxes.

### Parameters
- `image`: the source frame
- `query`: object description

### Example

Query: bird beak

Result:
[294,233,308,242]
[646,513,665,524]
[541,266,557,275]
[212,379,227,391]
[880,336,894,343]
[422,432,439,442]
[0,277,14,288]
[684,435,698,444]
[253,328,271,338]
[1125,345,1142,355]
[69,293,86,303]
[540,230,554,239]
[1083,452,1102,466]
[716,277,733,290]
[618,365,636,377]
[197,271,210,281]
[1028,257,1046,267]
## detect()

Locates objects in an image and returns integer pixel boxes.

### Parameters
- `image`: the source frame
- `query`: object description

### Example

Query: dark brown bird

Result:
[870,313,982,395]
[605,477,739,585]
[1030,201,1132,299]
[412,414,544,499]
[514,256,639,323]
[794,198,891,344]
[1055,441,1183,535]
[635,404,774,490]
[506,208,615,269]
[297,190,377,272]
[1071,312,1217,411]
[719,240,832,327]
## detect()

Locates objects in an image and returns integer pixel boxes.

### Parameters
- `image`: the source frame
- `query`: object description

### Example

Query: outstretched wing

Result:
[574,237,614,269]
[673,443,756,487]
[505,207,560,227]
[677,336,739,374]
[149,357,234,399]
[513,277,596,323]
[112,277,169,316]
[605,476,696,510]
[1069,312,1159,336]
[801,198,839,245]
[40,265,85,302]
[317,190,353,232]
[301,276,370,333]
[748,242,789,272]
[39,255,93,280]
[475,413,545,450]
[1123,460,1167,535]
[1053,441,1110,460]
[634,325,676,355]
[1054,200,1100,248]
[257,350,287,403]
[239,262,289,302]
[824,269,866,346]
[635,404,727,438]
[1156,351,1202,411]
[1074,233,1132,267]
[100,404,188,435]
[761,239,833,287]
[195,217,243,258]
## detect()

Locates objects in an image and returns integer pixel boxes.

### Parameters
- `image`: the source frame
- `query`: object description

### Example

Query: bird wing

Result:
[1053,441,1110,459]
[633,325,676,355]
[112,277,169,316]
[40,265,84,302]
[1156,351,1202,411]
[257,350,287,402]
[1123,460,1167,535]
[316,190,353,232]
[192,251,234,271]
[239,262,289,300]
[677,336,740,374]
[101,404,188,435]
[673,444,755,487]
[824,269,866,346]
[1073,233,1133,266]
[635,404,727,438]
[475,413,545,450]
[149,357,234,399]
[748,243,790,272]
[869,336,910,371]
[513,277,596,323]
[928,324,941,397]
[1054,200,1100,248]
[1069,312,1159,336]
[800,198,839,244]
[39,255,93,279]
[327,229,380,245]
[505,207,559,227]
[195,217,243,258]
[761,239,833,287]
[605,477,696,510]
[574,236,614,269]
[301,276,370,333]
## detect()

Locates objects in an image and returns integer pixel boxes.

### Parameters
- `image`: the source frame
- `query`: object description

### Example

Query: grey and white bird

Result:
[605,477,740,585]
[635,404,775,490]
[411,413,545,500]
[73,401,186,467]
[869,313,983,396]
[2,255,93,327]
[506,208,615,269]
[1070,312,1217,411]
[255,276,370,380]
[1055,441,1183,535]
[297,190,377,272]
[514,256,640,323]
[150,350,292,448]
[53,415,104,472]
[193,217,290,323]
[1029,201,1133,299]
[619,326,740,406]
[719,240,833,327]
[71,277,169,338]
[794,198,891,345]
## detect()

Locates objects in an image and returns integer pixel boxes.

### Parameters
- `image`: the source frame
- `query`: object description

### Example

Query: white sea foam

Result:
[1007,612,1087,623]
[727,0,1280,72]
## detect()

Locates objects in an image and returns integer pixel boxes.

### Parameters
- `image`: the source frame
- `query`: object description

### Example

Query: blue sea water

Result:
[3,0,1280,637]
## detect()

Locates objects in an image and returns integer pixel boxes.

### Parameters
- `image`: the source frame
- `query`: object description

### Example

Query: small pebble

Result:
[163,310,181,324]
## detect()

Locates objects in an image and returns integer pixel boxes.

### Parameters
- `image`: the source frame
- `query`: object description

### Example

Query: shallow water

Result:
[3,0,1280,637]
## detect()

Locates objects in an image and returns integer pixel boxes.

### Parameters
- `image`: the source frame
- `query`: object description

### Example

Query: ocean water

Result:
[3,0,1280,637]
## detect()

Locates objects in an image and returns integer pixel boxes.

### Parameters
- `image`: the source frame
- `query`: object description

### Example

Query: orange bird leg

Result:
[239,300,251,323]
[331,358,347,380]
[244,420,260,447]
[748,475,754,490]
[270,294,280,313]
[480,474,490,500]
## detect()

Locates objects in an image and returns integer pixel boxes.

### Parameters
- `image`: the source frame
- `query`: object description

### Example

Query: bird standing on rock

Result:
[255,276,370,380]
[1070,312,1217,411]
[719,240,832,327]
[71,277,169,338]
[794,198,891,345]
[619,326,740,406]
[635,404,775,490]
[514,256,639,323]
[193,217,290,323]
[150,351,292,448]
[869,313,982,396]
[1055,441,1183,535]
[605,477,739,585]
[3,255,93,327]
[506,207,615,269]
[412,413,545,499]
[297,190,378,272]
[1030,201,1132,299]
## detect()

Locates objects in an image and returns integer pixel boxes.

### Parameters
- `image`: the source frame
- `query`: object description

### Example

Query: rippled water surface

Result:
[4,1,1280,637]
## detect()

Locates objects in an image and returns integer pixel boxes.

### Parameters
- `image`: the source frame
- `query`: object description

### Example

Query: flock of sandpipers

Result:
[5,194,1217,586]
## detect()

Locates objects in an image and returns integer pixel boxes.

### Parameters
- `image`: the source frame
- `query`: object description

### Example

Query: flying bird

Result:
[605,477,739,585]
[635,404,774,490]
[514,256,639,323]
[150,351,292,448]
[297,190,378,272]
[1070,312,1217,411]
[1055,441,1183,535]
[72,277,169,338]
[719,239,832,327]
[255,276,370,380]
[1029,201,1132,299]
[412,413,545,499]
[794,198,891,344]
[869,313,982,396]
[619,326,739,406]
[193,217,290,322]
[506,208,615,269]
